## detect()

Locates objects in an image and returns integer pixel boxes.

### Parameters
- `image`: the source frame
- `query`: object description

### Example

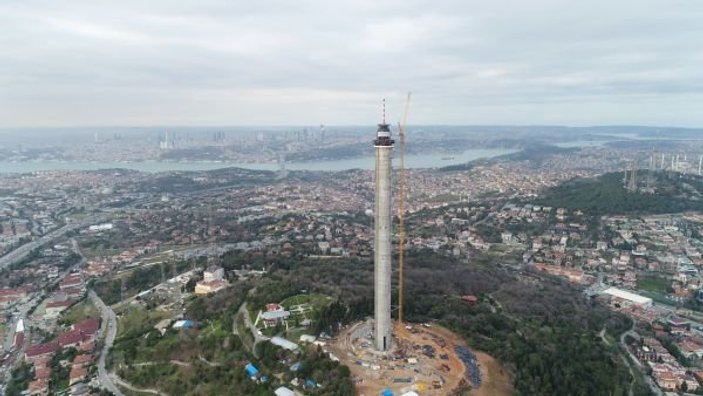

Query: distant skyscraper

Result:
[373,100,393,352]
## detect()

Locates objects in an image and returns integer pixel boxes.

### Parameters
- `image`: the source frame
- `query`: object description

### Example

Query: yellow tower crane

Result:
[397,92,411,325]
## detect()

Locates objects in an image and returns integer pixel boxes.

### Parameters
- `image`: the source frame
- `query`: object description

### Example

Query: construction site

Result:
[327,320,479,396]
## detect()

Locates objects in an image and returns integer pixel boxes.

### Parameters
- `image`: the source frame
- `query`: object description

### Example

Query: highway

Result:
[0,216,105,271]
[89,290,124,396]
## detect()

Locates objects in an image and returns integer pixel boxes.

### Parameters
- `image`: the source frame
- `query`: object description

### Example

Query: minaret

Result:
[628,163,638,191]
[647,150,655,189]
[373,99,394,352]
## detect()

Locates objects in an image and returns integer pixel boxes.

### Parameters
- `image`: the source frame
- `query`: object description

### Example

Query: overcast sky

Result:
[1,0,702,127]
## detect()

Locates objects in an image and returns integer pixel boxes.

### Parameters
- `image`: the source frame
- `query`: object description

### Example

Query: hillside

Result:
[440,144,576,172]
[222,250,641,396]
[537,171,703,216]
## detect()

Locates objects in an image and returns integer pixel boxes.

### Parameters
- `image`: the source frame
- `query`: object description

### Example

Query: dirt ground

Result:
[469,351,513,396]
[329,322,514,396]
[427,326,513,396]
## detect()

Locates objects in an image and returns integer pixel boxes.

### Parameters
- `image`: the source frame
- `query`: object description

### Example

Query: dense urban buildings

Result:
[3,125,703,395]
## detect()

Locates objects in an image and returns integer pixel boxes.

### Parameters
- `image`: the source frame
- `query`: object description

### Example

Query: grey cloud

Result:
[0,0,702,127]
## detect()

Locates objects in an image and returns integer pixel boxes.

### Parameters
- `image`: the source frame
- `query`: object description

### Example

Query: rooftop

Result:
[602,287,652,305]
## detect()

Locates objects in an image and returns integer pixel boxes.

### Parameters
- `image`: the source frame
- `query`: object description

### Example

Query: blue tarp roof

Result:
[172,320,194,329]
[245,363,259,377]
[381,390,393,396]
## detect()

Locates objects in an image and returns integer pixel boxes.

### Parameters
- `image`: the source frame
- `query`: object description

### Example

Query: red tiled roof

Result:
[28,378,48,392]
[13,332,24,348]
[34,366,52,380]
[461,295,478,303]
[46,300,73,309]
[73,354,93,365]
[61,274,82,284]
[58,330,88,347]
[69,365,87,382]
[79,341,95,352]
[32,355,52,368]
[0,287,27,297]
[26,341,59,358]
[62,287,83,296]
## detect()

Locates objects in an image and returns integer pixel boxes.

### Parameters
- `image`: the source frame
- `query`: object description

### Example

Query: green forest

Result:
[108,280,354,396]
[91,237,655,395]
[222,249,648,396]
[538,171,703,216]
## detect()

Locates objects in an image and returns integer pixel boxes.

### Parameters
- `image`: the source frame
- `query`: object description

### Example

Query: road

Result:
[89,290,124,396]
[619,327,662,396]
[0,216,105,271]
[236,302,269,357]
[111,375,167,396]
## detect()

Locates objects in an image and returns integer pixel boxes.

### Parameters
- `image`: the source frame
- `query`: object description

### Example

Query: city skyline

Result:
[1,0,702,128]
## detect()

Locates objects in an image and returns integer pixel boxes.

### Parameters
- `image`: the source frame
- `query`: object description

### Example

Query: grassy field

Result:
[638,290,678,307]
[278,293,332,330]
[637,275,671,294]
[279,293,331,310]
[251,294,331,328]
[59,298,98,325]
[116,304,173,338]
[284,327,312,343]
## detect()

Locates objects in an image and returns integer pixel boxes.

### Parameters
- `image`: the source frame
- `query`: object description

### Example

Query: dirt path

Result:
[112,374,169,396]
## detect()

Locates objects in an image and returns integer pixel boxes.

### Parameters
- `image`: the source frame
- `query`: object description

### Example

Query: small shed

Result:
[245,363,259,378]
[172,320,194,329]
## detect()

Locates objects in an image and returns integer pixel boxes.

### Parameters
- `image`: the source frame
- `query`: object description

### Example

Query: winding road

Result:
[236,302,269,357]
[617,326,662,396]
[111,375,168,396]
[89,290,124,396]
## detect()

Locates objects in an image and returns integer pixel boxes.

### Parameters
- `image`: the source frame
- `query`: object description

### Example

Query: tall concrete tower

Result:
[373,100,393,352]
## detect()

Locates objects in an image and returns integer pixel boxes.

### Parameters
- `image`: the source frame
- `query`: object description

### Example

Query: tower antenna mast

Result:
[397,92,411,325]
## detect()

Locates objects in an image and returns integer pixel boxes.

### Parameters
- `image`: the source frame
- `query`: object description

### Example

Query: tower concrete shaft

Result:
[373,109,394,352]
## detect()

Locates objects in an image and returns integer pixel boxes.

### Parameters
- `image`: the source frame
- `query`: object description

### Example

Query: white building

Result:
[602,287,653,308]
[271,336,299,351]
[203,266,225,282]
[274,387,295,396]
[194,279,228,295]
[261,309,291,328]
[89,223,113,232]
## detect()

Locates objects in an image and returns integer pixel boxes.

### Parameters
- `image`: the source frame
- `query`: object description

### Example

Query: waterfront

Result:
[0,148,517,174]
